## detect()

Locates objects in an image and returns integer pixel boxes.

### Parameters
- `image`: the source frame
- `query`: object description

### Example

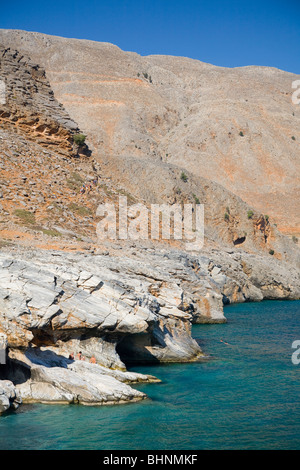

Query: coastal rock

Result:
[5,348,151,406]
[17,365,146,405]
[0,380,22,414]
[0,250,204,365]
[0,241,299,410]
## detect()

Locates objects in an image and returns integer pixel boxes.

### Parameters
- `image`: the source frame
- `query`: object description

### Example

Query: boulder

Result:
[0,380,22,414]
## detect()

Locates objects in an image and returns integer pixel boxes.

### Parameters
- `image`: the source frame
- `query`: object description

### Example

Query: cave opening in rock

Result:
[233,236,246,246]
[116,333,161,366]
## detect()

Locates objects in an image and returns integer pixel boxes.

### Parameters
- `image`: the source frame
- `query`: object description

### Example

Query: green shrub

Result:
[265,215,269,222]
[224,212,230,221]
[239,131,244,137]
[269,249,275,255]
[291,136,296,141]
[180,172,188,182]
[247,210,254,219]
[192,194,200,204]
[73,134,86,146]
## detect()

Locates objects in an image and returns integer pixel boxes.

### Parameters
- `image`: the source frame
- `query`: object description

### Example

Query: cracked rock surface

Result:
[0,242,299,409]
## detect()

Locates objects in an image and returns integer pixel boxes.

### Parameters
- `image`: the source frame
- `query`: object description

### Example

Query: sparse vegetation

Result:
[68,203,91,216]
[73,133,86,146]
[239,131,244,137]
[142,72,152,83]
[99,183,114,197]
[41,228,62,237]
[180,171,188,182]
[192,194,200,204]
[14,209,36,225]
[224,212,230,221]
[226,206,230,214]
[116,188,136,204]
[265,215,269,222]
[67,172,85,191]
[269,249,275,255]
[292,236,298,244]
[247,210,254,219]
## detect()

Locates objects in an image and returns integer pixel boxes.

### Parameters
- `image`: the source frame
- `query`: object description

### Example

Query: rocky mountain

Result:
[0,30,299,413]
[0,29,299,237]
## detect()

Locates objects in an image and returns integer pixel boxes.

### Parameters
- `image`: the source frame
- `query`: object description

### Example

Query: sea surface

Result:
[0,300,299,450]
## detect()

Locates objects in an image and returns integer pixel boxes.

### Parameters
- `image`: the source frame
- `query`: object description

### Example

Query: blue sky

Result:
[1,0,300,73]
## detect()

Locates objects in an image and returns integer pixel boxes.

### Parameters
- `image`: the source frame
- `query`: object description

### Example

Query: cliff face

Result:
[0,240,299,410]
[0,29,299,237]
[0,31,299,412]
[0,45,80,156]
[0,44,105,249]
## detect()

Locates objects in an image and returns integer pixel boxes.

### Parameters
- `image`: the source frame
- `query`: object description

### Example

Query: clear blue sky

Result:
[1,0,300,73]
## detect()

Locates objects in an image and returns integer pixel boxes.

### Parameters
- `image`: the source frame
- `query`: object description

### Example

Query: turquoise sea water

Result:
[0,300,299,450]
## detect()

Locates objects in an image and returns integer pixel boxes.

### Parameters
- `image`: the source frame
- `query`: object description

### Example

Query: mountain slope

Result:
[0,29,299,237]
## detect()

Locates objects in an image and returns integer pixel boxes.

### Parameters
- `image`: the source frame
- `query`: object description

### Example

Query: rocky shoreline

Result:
[0,33,299,415]
[0,243,299,414]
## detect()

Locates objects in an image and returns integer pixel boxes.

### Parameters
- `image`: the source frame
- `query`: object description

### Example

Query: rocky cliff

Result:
[0,31,299,413]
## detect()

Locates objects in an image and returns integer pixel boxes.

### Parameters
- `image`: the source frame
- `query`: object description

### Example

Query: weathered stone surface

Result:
[5,348,152,406]
[0,237,299,410]
[18,365,146,405]
[0,249,204,364]
[0,379,22,413]
[0,44,83,157]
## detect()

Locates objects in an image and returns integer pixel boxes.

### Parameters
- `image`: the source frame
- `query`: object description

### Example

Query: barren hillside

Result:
[0,29,299,237]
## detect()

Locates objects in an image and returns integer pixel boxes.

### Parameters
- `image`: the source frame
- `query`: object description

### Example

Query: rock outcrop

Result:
[0,380,22,414]
[0,242,299,410]
[5,348,154,406]
[0,44,90,157]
